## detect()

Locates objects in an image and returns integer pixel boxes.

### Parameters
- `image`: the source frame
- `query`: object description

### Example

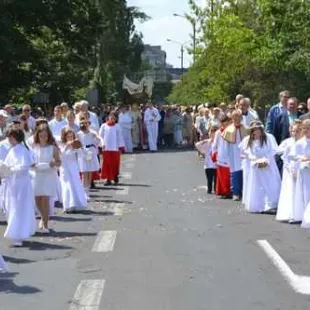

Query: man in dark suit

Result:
[274,97,298,144]
[300,98,310,120]
[274,97,298,176]
[266,90,290,136]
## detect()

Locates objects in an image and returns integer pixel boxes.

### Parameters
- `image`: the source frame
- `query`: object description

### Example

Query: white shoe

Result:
[13,240,22,247]
[42,228,50,234]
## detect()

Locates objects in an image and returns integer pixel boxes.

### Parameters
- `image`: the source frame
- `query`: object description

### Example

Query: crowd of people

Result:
[0,91,309,272]
[195,91,310,231]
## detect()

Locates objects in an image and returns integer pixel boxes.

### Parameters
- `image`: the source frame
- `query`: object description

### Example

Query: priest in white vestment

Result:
[118,106,133,153]
[144,102,161,152]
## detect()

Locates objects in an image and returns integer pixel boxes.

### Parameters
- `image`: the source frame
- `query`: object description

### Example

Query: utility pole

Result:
[181,45,184,74]
[173,13,197,64]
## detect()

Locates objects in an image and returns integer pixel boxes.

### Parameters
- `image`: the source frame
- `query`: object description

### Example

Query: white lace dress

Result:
[32,145,58,197]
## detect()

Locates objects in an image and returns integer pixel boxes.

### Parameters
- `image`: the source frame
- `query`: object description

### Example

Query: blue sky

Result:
[127,0,204,68]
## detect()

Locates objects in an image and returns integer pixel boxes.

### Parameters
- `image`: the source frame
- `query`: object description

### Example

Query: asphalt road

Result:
[1,150,310,310]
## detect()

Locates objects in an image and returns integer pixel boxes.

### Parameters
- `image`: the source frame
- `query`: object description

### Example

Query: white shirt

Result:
[118,112,133,130]
[144,108,161,124]
[242,109,259,128]
[48,118,67,141]
[99,123,124,151]
[27,116,36,131]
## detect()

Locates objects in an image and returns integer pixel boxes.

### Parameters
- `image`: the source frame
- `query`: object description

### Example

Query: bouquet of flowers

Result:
[255,158,269,169]
[0,161,12,177]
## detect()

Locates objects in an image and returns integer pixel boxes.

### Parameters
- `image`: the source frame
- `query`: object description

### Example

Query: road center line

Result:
[69,279,105,310]
[257,240,310,295]
[92,231,117,252]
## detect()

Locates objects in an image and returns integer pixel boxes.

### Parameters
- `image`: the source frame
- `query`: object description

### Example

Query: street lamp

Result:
[173,13,197,63]
[166,39,184,74]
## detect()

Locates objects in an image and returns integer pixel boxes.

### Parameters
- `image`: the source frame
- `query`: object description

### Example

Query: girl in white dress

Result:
[77,118,100,199]
[59,128,87,212]
[242,122,281,213]
[276,121,303,223]
[32,124,61,233]
[294,120,310,228]
[1,128,36,246]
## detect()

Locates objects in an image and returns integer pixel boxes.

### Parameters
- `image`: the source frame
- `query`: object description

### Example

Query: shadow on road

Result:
[22,241,73,251]
[0,279,41,294]
[51,216,92,223]
[3,256,35,265]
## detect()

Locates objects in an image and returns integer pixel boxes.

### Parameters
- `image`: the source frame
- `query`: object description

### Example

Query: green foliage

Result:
[0,0,147,105]
[168,0,310,106]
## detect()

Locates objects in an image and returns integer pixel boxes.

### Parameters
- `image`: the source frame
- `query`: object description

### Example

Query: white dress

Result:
[0,138,11,213]
[276,138,301,222]
[59,144,87,211]
[144,108,161,151]
[239,136,250,204]
[118,112,133,153]
[3,144,36,240]
[293,138,310,228]
[32,145,58,197]
[77,131,100,172]
[243,135,281,213]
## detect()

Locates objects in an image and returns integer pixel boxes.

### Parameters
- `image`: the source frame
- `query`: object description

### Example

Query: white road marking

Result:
[122,156,136,162]
[92,231,117,252]
[116,186,129,196]
[257,240,310,295]
[109,203,124,216]
[121,172,132,180]
[69,279,105,310]
[124,163,134,169]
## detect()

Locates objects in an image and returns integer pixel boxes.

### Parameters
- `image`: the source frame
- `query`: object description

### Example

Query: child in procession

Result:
[276,120,303,223]
[32,124,61,233]
[77,118,100,200]
[59,127,87,213]
[1,128,36,246]
[99,112,125,186]
[242,122,281,213]
[211,116,232,199]
[294,120,310,228]
[196,126,218,194]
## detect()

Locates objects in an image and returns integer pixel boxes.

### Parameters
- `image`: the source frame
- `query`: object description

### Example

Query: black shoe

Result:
[90,180,96,189]
[104,180,112,186]
[114,176,119,184]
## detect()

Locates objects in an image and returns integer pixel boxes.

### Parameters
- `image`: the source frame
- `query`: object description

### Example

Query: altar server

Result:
[59,128,87,212]
[118,105,133,153]
[1,128,36,246]
[99,112,125,185]
[276,121,303,223]
[144,102,161,151]
[222,110,249,201]
[242,122,281,213]
[211,116,232,198]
